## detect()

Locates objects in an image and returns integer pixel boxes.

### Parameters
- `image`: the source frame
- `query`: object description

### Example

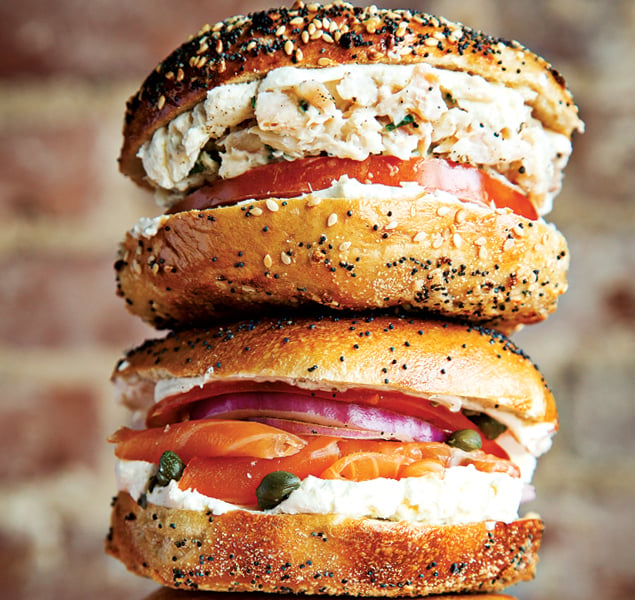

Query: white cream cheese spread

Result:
[116,459,524,525]
[137,63,572,215]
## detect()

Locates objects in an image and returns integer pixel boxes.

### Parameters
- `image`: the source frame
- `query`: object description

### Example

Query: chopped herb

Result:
[385,114,415,132]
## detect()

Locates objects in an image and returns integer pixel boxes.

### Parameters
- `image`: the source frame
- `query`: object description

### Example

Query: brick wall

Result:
[0,1,633,599]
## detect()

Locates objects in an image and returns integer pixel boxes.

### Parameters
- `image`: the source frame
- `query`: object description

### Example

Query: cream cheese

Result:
[137,62,572,215]
[115,459,524,525]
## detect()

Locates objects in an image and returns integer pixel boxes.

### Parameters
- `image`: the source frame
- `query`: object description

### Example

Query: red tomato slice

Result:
[169,156,538,220]
[178,436,340,507]
[109,419,305,463]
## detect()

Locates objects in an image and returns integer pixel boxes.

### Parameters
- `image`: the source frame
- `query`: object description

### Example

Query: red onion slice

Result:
[246,416,411,440]
[190,392,447,443]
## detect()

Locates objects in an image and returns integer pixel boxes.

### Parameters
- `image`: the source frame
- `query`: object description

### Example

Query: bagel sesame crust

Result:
[119,1,583,187]
[112,313,557,426]
[114,194,569,331]
[107,491,543,595]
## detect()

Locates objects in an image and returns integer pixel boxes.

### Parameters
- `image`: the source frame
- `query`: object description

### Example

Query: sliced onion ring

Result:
[190,392,447,443]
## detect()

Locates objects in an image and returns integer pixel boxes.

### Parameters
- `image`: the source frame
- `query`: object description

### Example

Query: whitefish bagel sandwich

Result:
[114,1,583,331]
[106,313,557,595]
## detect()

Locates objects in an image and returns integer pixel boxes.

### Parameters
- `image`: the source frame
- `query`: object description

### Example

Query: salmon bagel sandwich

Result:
[114,1,583,332]
[106,313,556,595]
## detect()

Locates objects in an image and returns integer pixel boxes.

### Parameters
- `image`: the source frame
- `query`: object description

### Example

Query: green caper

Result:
[446,429,483,452]
[155,450,185,487]
[466,414,508,440]
[256,471,301,510]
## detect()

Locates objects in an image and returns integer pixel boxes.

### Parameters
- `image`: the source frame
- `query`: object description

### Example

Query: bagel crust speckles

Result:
[114,193,569,331]
[112,313,557,429]
[107,491,543,595]
[119,2,583,187]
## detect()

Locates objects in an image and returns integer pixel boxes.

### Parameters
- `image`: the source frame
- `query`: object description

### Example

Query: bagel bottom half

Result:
[107,491,542,596]
[115,192,568,332]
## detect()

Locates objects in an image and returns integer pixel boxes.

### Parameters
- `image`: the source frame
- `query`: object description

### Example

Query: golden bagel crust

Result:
[112,314,557,424]
[119,2,582,187]
[115,194,569,331]
[107,491,542,595]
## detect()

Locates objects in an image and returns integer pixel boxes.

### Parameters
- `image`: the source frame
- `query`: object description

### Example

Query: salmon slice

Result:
[109,419,306,462]
[178,436,340,506]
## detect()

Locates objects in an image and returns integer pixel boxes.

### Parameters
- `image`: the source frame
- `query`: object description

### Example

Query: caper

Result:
[467,414,507,440]
[155,450,185,487]
[256,471,301,510]
[446,429,483,452]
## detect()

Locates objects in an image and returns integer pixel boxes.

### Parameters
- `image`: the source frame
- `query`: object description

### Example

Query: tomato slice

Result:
[169,156,538,220]
[178,436,340,507]
[109,419,305,463]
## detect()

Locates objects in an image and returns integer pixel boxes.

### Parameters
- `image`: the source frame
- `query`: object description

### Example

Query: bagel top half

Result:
[120,0,583,216]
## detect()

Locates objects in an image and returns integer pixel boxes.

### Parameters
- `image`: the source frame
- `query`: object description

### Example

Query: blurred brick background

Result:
[0,1,633,599]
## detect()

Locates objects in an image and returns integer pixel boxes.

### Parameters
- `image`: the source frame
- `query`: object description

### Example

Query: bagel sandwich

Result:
[106,313,556,595]
[114,1,583,331]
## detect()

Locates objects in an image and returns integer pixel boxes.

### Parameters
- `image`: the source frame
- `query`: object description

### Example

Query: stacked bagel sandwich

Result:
[106,2,582,597]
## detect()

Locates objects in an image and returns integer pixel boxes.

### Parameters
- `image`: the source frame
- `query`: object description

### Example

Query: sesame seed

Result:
[503,238,515,251]
[432,236,443,249]
[339,241,352,251]
[385,221,398,230]
[157,95,166,110]
[263,254,273,269]
[176,68,184,82]
[322,33,334,44]
[455,209,467,224]
[301,30,310,44]
[266,199,279,212]
[327,213,338,227]
[318,57,334,66]
[512,224,525,237]
[281,252,292,265]
[249,207,263,216]
[474,237,487,246]
[295,48,304,61]
[275,25,286,36]
[306,196,322,207]
[413,231,427,243]
[452,233,463,247]
[437,205,452,217]
[284,40,294,55]
[478,246,489,259]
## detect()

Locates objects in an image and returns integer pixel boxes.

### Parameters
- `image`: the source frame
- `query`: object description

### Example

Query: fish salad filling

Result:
[139,63,573,215]
[110,382,548,525]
